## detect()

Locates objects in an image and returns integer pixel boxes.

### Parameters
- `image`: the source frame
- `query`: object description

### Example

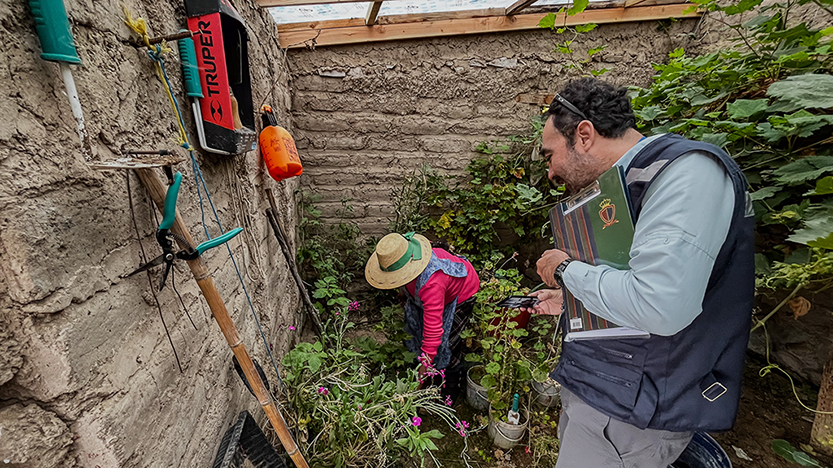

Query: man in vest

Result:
[528,77,755,467]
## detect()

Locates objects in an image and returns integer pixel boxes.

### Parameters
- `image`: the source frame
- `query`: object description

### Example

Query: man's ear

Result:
[575,120,596,151]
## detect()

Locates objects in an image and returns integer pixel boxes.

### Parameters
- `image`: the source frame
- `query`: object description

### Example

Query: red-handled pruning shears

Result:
[128,169,242,290]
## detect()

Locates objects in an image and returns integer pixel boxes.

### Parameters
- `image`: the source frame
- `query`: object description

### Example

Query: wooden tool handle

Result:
[134,168,309,468]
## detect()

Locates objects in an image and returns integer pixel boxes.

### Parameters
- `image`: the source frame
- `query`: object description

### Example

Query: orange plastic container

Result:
[259,106,303,181]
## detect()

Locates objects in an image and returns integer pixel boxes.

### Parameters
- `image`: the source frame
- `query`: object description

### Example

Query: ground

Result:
[414,355,832,468]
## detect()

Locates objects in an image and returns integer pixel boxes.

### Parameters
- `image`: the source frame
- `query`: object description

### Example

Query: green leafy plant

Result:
[298,190,376,289]
[464,269,534,413]
[312,276,351,312]
[771,439,826,466]
[282,315,464,468]
[539,2,609,76]
[528,314,561,383]
[352,304,417,371]
[392,132,562,269]
[629,0,833,303]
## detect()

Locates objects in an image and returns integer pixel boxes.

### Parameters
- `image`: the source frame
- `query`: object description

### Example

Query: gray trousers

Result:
[555,388,693,468]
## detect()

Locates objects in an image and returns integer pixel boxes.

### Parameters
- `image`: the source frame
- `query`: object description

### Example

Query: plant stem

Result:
[750,282,803,332]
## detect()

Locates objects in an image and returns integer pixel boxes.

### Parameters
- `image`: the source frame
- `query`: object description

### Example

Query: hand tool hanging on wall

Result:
[134,168,310,468]
[260,106,303,182]
[27,0,93,162]
[180,0,257,155]
[127,168,242,290]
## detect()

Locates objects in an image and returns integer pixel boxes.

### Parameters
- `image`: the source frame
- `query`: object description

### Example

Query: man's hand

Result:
[537,249,570,288]
[521,289,563,316]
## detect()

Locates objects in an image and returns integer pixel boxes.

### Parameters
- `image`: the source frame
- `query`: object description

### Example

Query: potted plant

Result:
[463,268,533,415]
[527,314,562,409]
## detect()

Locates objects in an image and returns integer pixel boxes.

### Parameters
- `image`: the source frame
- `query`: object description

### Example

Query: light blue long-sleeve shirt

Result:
[562,134,735,336]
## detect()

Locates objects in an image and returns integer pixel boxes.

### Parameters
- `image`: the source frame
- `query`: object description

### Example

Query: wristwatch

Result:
[553,258,573,289]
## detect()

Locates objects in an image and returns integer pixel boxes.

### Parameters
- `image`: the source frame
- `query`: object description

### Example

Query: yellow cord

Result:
[123,6,193,151]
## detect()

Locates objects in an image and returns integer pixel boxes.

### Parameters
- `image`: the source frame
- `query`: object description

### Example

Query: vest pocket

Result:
[566,358,641,410]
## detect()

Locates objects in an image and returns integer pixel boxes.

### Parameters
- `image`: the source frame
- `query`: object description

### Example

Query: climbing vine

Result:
[629,0,833,295]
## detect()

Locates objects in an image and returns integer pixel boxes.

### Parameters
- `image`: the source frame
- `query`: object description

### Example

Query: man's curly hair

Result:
[545,78,637,145]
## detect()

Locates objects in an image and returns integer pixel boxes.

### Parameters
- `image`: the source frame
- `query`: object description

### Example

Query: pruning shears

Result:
[129,169,242,290]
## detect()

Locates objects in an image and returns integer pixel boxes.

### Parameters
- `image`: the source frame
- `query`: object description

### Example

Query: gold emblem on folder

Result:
[599,199,618,229]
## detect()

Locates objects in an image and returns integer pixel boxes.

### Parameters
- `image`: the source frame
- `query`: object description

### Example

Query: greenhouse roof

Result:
[260,0,698,48]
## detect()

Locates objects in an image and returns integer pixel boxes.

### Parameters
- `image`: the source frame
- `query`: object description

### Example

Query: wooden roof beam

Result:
[278,3,699,49]
[366,1,383,25]
[259,0,391,6]
[505,0,539,16]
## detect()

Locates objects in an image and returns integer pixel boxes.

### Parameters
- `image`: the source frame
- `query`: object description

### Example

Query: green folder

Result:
[549,166,649,341]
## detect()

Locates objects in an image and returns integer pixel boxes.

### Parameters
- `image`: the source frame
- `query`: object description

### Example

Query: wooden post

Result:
[812,352,833,456]
[134,168,310,468]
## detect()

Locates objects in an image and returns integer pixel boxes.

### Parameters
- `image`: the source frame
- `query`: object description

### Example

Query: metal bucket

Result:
[669,432,732,468]
[531,378,561,409]
[487,406,528,449]
[466,366,490,412]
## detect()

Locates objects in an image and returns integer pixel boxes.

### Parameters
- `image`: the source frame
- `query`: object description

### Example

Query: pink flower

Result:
[317,387,329,395]
[455,421,467,437]
[525,446,531,454]
[411,416,422,427]
[348,301,360,312]
[288,326,296,331]
[445,395,453,406]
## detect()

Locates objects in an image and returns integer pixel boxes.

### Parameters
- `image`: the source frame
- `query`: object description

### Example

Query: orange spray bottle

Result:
[259,106,303,182]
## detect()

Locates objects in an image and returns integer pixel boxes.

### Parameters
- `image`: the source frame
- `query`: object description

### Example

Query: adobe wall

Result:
[287,18,699,235]
[0,0,300,466]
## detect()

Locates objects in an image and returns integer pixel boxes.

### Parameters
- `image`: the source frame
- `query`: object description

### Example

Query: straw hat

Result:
[365,232,432,289]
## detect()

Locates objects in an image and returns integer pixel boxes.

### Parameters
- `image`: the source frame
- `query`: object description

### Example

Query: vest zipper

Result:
[569,359,634,387]
[599,347,633,359]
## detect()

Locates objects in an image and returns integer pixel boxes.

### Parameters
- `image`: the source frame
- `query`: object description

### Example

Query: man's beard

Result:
[561,147,600,195]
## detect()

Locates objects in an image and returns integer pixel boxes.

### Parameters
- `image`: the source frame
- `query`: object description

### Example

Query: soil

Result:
[415,355,833,468]
[712,355,833,468]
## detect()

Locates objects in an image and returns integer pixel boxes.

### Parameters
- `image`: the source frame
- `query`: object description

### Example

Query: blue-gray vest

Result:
[403,251,468,369]
[551,134,755,432]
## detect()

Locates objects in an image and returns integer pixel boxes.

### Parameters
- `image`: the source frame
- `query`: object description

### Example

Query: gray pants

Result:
[555,388,693,468]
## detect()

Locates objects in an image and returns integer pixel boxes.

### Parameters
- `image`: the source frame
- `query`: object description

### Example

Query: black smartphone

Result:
[496,296,540,309]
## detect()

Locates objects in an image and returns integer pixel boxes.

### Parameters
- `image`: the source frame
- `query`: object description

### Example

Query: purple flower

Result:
[455,420,469,437]
[411,416,422,427]
[348,301,361,312]
[318,387,329,395]
[288,326,296,331]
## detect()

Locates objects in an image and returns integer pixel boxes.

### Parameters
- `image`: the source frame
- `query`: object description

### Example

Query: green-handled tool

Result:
[28,0,94,162]
[128,170,242,290]
[507,393,521,425]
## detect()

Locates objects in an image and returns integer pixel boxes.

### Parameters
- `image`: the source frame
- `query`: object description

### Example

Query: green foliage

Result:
[353,305,416,370]
[629,0,833,288]
[312,276,350,311]
[539,1,607,76]
[391,132,561,269]
[771,439,825,466]
[298,191,376,291]
[282,316,462,468]
[464,269,559,412]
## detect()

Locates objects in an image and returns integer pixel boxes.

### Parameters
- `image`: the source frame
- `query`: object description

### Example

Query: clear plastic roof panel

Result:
[268,0,614,25]
[269,3,372,23]
[377,0,510,16]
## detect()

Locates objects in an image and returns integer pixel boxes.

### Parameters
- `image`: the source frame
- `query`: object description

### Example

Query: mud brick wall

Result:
[0,0,300,466]
[287,19,698,236]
